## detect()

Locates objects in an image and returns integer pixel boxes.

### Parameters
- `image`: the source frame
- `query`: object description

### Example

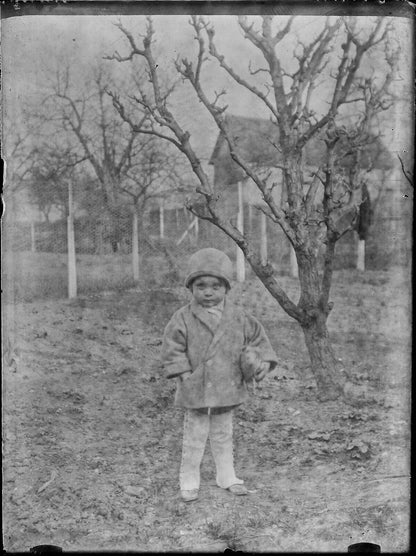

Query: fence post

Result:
[176,217,197,246]
[248,204,253,236]
[357,238,365,271]
[30,221,36,253]
[67,181,77,298]
[236,181,245,282]
[260,211,267,265]
[194,217,199,244]
[289,244,298,278]
[159,199,165,239]
[132,209,139,282]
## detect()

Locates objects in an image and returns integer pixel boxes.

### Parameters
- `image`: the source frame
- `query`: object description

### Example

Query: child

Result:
[162,248,277,502]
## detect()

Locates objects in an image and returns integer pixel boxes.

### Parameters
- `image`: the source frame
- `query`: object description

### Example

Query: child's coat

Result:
[162,298,278,408]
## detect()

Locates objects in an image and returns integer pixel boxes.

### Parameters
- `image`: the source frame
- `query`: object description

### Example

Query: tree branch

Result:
[304,168,324,217]
[298,18,389,149]
[398,154,413,187]
[178,17,295,241]
[207,24,279,121]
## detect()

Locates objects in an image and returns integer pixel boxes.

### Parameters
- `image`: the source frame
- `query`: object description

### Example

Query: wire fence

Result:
[2,204,287,301]
[2,191,411,304]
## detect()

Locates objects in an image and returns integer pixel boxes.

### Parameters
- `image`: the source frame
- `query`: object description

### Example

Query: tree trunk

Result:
[301,318,344,401]
[132,210,139,282]
[250,247,346,402]
[296,249,343,401]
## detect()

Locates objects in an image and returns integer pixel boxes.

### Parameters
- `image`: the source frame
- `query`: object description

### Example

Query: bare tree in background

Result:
[112,132,188,225]
[2,121,39,200]
[107,15,397,401]
[34,62,189,280]
[106,130,191,280]
[2,118,70,253]
[28,145,87,221]
[39,65,144,252]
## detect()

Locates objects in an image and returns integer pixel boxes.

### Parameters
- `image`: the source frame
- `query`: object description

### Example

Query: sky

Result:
[2,12,414,167]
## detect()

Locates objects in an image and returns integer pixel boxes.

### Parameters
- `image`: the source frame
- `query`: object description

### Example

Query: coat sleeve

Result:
[161,310,193,379]
[244,313,278,370]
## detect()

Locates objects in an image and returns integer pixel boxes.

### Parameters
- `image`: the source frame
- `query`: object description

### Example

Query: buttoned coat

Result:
[162,298,278,408]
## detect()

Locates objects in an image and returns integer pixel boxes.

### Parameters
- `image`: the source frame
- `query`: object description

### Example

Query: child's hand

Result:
[254,361,270,382]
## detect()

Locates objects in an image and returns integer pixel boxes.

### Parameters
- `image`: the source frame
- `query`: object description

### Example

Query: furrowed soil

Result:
[3,267,411,552]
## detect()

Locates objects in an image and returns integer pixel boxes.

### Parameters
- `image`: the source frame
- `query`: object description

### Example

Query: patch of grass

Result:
[3,251,140,302]
[244,511,271,529]
[347,503,399,536]
[205,518,237,547]
[3,250,190,303]
[204,508,276,551]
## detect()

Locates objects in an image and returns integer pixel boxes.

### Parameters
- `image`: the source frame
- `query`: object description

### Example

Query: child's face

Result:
[191,275,227,308]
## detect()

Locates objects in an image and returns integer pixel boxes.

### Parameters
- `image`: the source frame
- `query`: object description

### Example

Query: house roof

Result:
[209,115,281,167]
[209,114,393,184]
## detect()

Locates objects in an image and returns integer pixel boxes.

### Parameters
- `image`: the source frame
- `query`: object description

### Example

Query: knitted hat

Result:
[185,248,233,290]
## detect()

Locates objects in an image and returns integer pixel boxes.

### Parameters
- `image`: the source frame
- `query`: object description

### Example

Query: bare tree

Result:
[28,145,87,221]
[36,62,187,251]
[108,16,398,401]
[104,126,189,217]
[37,64,146,251]
[104,124,190,279]
[2,119,39,201]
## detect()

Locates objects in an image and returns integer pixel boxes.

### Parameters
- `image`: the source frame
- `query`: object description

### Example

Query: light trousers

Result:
[179,408,244,491]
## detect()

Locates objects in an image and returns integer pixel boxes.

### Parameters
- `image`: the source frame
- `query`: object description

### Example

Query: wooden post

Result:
[159,199,165,239]
[176,217,197,246]
[94,221,103,255]
[194,217,199,244]
[236,181,245,282]
[357,238,365,271]
[30,221,36,253]
[248,204,253,236]
[132,209,139,282]
[260,211,267,265]
[289,244,298,278]
[67,181,77,299]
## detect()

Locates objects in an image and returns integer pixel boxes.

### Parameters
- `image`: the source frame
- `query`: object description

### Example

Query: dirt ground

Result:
[2,267,411,552]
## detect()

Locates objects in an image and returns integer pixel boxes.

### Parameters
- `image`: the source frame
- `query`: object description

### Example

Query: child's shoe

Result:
[181,489,199,502]
[226,484,249,496]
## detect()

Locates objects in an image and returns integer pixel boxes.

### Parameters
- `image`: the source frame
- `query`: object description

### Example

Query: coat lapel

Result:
[190,299,218,336]
[190,299,241,362]
[204,299,237,358]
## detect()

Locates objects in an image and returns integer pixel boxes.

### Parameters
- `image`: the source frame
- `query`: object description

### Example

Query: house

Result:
[208,114,406,270]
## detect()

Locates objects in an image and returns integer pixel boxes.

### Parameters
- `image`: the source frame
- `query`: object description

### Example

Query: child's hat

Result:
[185,248,233,289]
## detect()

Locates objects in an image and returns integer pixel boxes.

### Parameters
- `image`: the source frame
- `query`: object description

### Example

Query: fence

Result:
[1,197,290,302]
[2,188,411,303]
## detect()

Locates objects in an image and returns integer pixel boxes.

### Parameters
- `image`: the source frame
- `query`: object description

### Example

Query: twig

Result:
[354,474,410,483]
[180,533,274,552]
[397,154,413,187]
[37,470,58,493]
